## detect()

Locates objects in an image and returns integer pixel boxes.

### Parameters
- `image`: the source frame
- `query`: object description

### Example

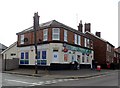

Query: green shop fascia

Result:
[66,44,92,54]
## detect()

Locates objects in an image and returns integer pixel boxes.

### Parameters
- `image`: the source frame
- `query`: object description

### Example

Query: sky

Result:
[0,0,119,47]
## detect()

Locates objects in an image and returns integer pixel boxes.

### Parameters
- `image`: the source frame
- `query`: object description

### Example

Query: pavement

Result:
[2,68,118,79]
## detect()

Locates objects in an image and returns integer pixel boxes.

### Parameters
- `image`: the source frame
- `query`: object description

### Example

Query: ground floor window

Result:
[64,54,68,62]
[82,53,85,63]
[20,52,29,64]
[77,55,81,63]
[37,50,47,65]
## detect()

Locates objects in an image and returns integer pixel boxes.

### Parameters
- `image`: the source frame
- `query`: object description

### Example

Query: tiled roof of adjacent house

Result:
[85,31,114,47]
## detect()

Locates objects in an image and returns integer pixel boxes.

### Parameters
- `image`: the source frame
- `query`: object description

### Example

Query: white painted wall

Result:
[18,43,94,66]
[3,43,18,59]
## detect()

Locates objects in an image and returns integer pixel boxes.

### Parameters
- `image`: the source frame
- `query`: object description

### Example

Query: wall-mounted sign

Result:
[52,52,59,63]
[63,47,68,52]
[66,44,92,54]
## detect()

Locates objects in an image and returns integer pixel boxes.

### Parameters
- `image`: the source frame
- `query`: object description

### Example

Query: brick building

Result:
[114,47,120,63]
[16,20,94,69]
[84,25,114,68]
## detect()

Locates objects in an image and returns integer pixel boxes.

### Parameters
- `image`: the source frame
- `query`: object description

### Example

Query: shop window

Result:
[41,60,46,65]
[86,56,89,63]
[20,60,24,64]
[42,51,46,59]
[21,52,24,59]
[25,52,29,59]
[82,53,85,63]
[37,51,40,59]
[77,55,80,63]
[25,60,29,64]
[20,52,29,65]
[37,60,41,64]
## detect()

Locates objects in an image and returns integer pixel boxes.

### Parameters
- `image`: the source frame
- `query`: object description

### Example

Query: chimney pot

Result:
[96,32,101,37]
[78,20,83,32]
[84,23,91,32]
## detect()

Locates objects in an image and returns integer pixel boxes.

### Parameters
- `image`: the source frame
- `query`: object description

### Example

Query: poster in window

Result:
[64,54,68,62]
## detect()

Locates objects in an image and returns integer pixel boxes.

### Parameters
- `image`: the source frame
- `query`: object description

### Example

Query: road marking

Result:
[44,81,52,84]
[57,79,64,82]
[5,79,33,85]
[5,78,79,86]
[51,80,57,83]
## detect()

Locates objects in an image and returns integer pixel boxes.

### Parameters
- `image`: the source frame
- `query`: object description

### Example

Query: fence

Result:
[2,58,19,71]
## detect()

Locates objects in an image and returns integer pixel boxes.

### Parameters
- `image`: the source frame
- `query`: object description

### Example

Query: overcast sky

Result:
[0,0,119,47]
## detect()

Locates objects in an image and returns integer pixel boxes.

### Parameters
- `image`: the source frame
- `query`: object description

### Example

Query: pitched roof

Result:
[16,20,91,39]
[1,42,17,54]
[0,43,7,49]
[85,31,114,47]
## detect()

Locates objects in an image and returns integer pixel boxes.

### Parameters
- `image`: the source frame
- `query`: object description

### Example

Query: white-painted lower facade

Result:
[18,43,94,67]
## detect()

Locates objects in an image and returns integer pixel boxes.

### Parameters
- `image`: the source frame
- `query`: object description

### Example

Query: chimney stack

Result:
[95,32,101,37]
[78,20,83,32]
[84,23,91,32]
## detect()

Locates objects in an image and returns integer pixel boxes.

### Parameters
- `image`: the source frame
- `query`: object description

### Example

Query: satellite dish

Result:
[24,38,28,42]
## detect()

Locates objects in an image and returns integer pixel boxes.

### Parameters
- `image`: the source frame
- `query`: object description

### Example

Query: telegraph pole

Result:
[33,12,39,74]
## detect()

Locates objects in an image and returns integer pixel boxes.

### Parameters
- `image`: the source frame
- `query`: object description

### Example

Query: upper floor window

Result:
[74,34,77,44]
[20,35,24,44]
[43,29,48,41]
[86,39,90,48]
[64,30,67,42]
[78,35,81,45]
[107,44,111,52]
[84,38,87,47]
[52,28,60,40]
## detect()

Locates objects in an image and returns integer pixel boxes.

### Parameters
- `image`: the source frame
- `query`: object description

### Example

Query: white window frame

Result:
[87,39,90,48]
[74,34,77,44]
[64,30,67,42]
[84,38,87,47]
[78,35,81,45]
[20,35,24,44]
[52,28,60,40]
[43,29,48,41]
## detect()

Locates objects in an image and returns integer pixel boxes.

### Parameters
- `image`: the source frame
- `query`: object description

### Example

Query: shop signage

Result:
[66,44,92,54]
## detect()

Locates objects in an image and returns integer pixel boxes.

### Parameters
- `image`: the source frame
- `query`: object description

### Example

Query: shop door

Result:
[52,51,59,63]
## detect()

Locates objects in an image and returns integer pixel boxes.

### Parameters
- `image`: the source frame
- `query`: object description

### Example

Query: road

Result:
[2,70,119,87]
[48,71,119,86]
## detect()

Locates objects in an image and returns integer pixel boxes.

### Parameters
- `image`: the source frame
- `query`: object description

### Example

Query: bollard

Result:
[97,65,101,71]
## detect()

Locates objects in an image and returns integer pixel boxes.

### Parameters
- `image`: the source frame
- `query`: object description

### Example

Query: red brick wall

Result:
[37,29,43,43]
[60,28,64,42]
[85,32,114,64]
[81,36,84,47]
[17,28,87,48]
[48,28,52,41]
[68,31,74,44]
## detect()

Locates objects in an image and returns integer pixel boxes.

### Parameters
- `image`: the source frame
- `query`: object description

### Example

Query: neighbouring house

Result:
[1,42,19,70]
[85,29,114,68]
[16,20,94,69]
[0,43,7,53]
[114,48,119,64]
[0,43,7,70]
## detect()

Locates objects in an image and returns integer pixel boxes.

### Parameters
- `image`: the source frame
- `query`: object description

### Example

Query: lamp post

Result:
[33,12,39,74]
